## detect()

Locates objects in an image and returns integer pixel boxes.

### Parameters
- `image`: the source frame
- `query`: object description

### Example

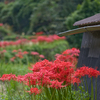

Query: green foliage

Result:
[3,35,19,40]
[0,27,13,39]
[67,33,83,48]
[66,0,100,30]
[3,35,32,41]
[74,0,84,4]
[0,82,90,100]
[0,63,31,76]
[0,0,78,34]
[65,0,100,48]
[72,89,90,100]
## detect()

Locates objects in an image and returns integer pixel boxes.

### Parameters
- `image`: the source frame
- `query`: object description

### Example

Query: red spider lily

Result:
[74,66,100,78]
[2,50,7,53]
[39,55,45,58]
[50,80,65,89]
[45,38,53,43]
[18,49,22,52]
[0,23,3,26]
[71,77,81,85]
[62,48,80,56]
[11,50,29,61]
[16,73,37,86]
[15,53,23,58]
[55,48,80,65]
[0,74,17,81]
[23,51,29,55]
[31,52,39,55]
[10,57,16,62]
[31,39,38,43]
[50,34,66,40]
[31,59,52,72]
[16,75,25,83]
[49,60,74,86]
[36,31,44,35]
[27,87,41,95]
[22,73,37,86]
[12,50,17,53]
[37,36,48,42]
[88,67,100,77]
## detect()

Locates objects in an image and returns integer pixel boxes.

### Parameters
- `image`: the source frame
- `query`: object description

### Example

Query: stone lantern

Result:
[58,13,100,100]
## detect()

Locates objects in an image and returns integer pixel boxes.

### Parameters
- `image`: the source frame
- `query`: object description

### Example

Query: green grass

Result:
[0,63,32,76]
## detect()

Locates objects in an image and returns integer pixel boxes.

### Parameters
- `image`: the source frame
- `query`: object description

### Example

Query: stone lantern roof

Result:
[73,13,100,26]
[58,13,100,36]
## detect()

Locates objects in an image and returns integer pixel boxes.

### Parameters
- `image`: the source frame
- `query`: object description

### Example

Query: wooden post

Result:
[77,31,100,100]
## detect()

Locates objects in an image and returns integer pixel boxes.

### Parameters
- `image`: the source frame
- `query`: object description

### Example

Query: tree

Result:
[65,0,100,48]
[0,0,77,34]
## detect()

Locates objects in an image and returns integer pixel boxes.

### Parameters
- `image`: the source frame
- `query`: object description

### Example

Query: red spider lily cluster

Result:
[35,35,65,43]
[0,48,100,95]
[0,39,28,48]
[31,51,39,55]
[0,23,3,26]
[35,31,44,35]
[74,66,100,78]
[0,35,65,48]
[10,49,45,62]
[55,48,80,66]
[27,87,41,95]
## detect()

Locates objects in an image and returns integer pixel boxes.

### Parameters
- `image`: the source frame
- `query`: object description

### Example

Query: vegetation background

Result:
[0,0,100,48]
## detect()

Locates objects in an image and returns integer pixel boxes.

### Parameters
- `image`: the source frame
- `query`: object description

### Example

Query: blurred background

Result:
[0,0,100,48]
